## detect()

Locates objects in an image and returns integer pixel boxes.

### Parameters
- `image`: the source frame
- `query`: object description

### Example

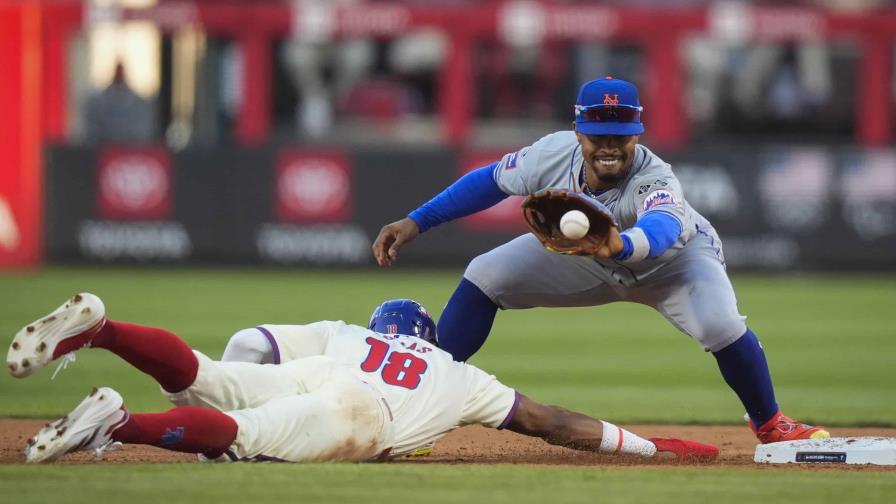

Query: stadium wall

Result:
[43,143,896,271]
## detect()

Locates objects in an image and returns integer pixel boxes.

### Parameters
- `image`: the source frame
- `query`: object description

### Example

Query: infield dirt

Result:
[2,419,893,471]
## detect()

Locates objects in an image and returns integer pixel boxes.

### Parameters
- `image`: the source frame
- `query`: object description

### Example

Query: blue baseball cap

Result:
[574,76,644,136]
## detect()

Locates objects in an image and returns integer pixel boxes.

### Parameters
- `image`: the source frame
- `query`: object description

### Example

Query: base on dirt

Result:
[754,437,896,465]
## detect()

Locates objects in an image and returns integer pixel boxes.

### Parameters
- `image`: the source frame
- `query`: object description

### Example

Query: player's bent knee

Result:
[692,317,747,353]
[464,254,517,301]
[221,328,275,364]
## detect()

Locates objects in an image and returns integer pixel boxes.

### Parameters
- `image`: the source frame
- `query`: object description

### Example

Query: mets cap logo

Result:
[603,93,619,105]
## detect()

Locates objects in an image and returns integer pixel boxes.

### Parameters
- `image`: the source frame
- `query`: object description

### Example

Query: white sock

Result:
[599,420,657,457]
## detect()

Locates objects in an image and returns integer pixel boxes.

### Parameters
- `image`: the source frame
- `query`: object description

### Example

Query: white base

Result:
[754,437,896,465]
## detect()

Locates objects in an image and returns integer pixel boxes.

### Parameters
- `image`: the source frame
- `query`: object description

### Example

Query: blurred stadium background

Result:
[1,0,894,271]
[1,3,896,499]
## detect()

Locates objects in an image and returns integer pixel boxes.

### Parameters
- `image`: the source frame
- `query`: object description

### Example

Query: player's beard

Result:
[589,156,631,186]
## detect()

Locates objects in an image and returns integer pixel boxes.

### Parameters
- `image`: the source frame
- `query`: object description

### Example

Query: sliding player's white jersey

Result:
[241,321,518,456]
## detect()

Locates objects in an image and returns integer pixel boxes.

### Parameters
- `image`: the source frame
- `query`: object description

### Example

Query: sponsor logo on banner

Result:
[643,189,676,211]
[460,152,527,232]
[78,220,191,261]
[719,235,800,269]
[759,148,832,232]
[673,163,740,218]
[840,150,896,241]
[256,223,369,264]
[276,150,352,223]
[97,147,172,220]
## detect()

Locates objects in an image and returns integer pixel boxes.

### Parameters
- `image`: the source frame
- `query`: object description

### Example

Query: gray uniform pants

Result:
[464,231,747,352]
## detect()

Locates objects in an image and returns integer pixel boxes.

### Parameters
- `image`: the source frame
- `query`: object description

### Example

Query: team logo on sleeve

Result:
[643,189,677,211]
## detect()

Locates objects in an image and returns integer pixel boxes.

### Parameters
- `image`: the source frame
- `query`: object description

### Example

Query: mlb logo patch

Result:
[643,189,677,211]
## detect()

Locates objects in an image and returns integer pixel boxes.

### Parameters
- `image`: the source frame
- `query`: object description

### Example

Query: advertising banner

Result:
[75,146,190,263]
[43,143,896,270]
[257,149,369,265]
[96,146,173,221]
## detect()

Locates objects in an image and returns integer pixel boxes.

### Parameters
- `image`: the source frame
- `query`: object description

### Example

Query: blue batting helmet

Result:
[368,299,437,345]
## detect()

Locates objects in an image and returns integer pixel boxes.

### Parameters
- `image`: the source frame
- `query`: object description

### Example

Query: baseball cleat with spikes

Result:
[751,411,830,444]
[7,293,106,379]
[650,437,720,462]
[25,387,129,463]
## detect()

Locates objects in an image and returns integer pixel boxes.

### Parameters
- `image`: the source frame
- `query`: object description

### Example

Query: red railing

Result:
[40,0,896,148]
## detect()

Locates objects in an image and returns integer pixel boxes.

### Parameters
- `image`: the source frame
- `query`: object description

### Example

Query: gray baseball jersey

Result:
[493,131,713,278]
[467,131,746,352]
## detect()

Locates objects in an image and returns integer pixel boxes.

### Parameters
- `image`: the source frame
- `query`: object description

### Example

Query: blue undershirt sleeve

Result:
[640,211,682,258]
[407,163,509,233]
[614,211,682,261]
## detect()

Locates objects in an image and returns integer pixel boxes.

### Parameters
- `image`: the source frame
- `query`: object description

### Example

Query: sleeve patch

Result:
[643,189,677,211]
[502,151,519,169]
[501,147,529,170]
[638,179,669,195]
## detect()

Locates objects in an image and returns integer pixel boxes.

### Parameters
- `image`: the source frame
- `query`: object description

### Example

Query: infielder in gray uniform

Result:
[373,76,829,444]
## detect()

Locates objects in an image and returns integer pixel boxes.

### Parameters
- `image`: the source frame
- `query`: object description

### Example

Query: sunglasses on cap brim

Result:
[575,104,642,123]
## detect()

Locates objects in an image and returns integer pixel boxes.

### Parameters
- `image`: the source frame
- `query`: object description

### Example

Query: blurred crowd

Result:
[75,0,895,147]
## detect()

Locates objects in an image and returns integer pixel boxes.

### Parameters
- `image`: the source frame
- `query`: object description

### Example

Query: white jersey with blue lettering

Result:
[493,131,713,278]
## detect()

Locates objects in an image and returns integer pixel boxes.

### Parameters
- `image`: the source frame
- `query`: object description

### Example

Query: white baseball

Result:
[560,210,589,239]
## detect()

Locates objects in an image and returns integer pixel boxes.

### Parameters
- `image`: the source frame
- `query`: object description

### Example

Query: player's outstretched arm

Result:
[505,394,605,450]
[372,217,420,267]
[504,394,719,460]
[371,163,508,267]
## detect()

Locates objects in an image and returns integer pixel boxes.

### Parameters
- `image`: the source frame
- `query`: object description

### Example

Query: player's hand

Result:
[372,218,420,267]
[592,226,623,259]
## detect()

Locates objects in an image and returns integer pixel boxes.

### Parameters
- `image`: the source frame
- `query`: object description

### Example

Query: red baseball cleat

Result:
[649,437,720,461]
[751,411,830,444]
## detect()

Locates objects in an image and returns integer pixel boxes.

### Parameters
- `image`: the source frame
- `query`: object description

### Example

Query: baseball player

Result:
[372,77,829,444]
[7,293,718,463]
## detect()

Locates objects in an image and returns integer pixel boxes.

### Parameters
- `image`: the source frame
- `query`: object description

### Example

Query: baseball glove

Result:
[521,189,618,256]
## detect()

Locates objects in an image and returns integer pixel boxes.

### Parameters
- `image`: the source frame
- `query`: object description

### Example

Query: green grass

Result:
[0,267,894,503]
[0,464,895,504]
[1,267,893,425]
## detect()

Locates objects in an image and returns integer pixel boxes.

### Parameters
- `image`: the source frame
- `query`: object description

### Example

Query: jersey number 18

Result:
[360,336,429,389]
